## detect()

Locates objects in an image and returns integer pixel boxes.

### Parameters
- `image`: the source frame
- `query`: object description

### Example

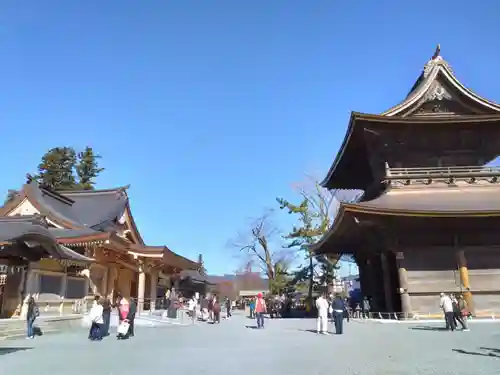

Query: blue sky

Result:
[1,1,499,276]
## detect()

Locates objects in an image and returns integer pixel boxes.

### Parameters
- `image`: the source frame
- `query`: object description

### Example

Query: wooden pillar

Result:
[106,266,118,300]
[137,263,146,313]
[456,249,474,314]
[357,256,368,297]
[380,252,393,312]
[396,251,411,317]
[363,257,373,298]
[149,270,158,311]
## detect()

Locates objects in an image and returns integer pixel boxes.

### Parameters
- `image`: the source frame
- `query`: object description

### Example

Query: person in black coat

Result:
[101,297,112,337]
[127,298,137,337]
[331,295,347,334]
[26,296,39,339]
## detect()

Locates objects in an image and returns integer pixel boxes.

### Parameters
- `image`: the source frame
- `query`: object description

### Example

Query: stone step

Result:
[0,327,61,340]
[0,325,49,334]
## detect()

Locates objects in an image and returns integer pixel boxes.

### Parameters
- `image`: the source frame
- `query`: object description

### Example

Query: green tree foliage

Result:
[316,255,338,288]
[277,197,320,307]
[35,146,104,190]
[36,147,77,190]
[278,180,363,305]
[269,260,290,295]
[75,146,105,190]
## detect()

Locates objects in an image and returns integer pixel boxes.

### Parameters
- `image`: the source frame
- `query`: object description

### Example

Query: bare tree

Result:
[230,209,292,285]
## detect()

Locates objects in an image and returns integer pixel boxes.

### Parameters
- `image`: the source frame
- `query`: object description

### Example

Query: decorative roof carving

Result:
[382,45,500,116]
[424,81,452,101]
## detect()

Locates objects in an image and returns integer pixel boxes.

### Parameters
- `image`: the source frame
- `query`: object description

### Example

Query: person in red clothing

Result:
[255,293,267,329]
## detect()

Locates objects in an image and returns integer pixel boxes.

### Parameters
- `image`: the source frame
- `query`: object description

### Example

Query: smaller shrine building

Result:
[0,180,200,317]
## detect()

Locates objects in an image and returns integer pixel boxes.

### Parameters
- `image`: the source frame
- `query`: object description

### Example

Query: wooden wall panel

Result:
[472,294,500,314]
[407,270,460,294]
[410,295,444,314]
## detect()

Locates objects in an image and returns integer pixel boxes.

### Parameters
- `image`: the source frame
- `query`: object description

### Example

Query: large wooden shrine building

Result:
[312,46,500,316]
[0,180,200,317]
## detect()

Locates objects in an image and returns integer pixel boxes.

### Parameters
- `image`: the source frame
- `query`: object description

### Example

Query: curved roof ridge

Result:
[382,47,500,116]
[61,185,131,195]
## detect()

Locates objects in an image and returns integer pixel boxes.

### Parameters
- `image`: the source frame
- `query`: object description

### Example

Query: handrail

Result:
[386,165,500,179]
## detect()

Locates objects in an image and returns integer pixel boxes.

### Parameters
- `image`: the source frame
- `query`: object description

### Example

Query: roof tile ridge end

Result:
[61,185,131,195]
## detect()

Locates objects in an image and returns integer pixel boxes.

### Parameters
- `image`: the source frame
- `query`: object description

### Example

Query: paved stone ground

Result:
[1,313,499,375]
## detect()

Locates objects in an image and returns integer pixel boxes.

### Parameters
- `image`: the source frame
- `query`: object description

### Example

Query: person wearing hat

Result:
[255,293,267,329]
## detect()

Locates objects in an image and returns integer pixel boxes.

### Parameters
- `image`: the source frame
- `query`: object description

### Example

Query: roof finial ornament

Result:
[25,173,34,184]
[431,44,441,60]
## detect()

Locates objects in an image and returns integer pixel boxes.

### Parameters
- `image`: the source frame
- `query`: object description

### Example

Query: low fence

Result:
[346,310,500,320]
[32,297,193,325]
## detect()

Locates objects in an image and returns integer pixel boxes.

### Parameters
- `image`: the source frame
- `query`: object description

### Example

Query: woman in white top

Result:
[88,297,104,341]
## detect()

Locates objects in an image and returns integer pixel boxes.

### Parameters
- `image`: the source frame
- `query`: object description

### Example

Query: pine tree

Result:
[75,147,104,190]
[4,190,19,205]
[278,181,363,304]
[36,147,77,190]
[277,198,320,309]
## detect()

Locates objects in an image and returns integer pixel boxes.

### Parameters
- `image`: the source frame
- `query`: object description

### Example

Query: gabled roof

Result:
[57,186,130,229]
[0,182,198,268]
[320,46,500,190]
[178,269,213,284]
[382,45,500,116]
[0,215,94,262]
[0,183,130,231]
[127,243,200,270]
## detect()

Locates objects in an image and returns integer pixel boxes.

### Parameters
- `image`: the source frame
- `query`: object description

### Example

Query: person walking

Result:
[208,296,214,322]
[362,297,371,319]
[188,295,197,324]
[88,297,104,341]
[127,298,137,337]
[332,295,347,334]
[249,299,256,319]
[212,296,221,324]
[440,292,455,331]
[254,293,267,329]
[101,297,111,337]
[451,294,469,331]
[315,293,329,335]
[26,296,39,339]
[225,297,232,319]
[117,295,130,339]
[344,297,351,322]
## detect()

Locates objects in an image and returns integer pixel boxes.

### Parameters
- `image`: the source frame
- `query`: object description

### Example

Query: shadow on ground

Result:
[0,347,33,355]
[245,325,260,329]
[408,326,449,331]
[298,329,320,334]
[453,347,500,358]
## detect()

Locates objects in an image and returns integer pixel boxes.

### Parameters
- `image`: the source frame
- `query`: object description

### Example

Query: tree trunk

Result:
[307,254,314,316]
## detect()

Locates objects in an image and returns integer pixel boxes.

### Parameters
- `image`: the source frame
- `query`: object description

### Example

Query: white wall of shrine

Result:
[7,198,63,228]
[9,198,39,215]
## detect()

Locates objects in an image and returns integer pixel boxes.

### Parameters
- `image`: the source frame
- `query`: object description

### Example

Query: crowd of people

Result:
[439,292,470,331]
[183,293,235,324]
[24,288,472,341]
[88,294,137,341]
[315,293,351,335]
